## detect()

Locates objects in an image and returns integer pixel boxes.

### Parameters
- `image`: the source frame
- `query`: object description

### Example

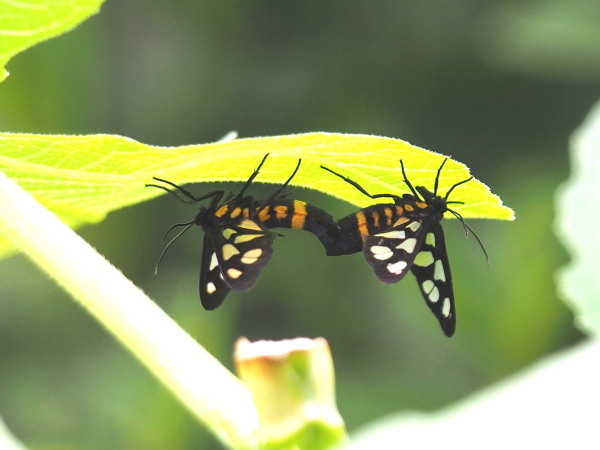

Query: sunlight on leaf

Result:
[0,0,105,82]
[0,131,514,256]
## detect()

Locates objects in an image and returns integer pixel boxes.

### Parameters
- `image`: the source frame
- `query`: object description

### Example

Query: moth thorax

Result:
[194,207,212,226]
[429,196,448,214]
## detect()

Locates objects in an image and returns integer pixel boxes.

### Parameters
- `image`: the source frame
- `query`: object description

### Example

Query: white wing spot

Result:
[206,282,217,294]
[428,286,440,303]
[222,244,240,260]
[396,238,417,253]
[387,260,408,275]
[414,251,434,267]
[209,253,219,271]
[234,234,262,244]
[370,245,394,260]
[422,279,435,294]
[407,221,421,232]
[241,248,263,264]
[227,268,243,279]
[375,230,406,239]
[434,260,446,281]
[442,298,452,317]
[426,232,435,246]
[223,228,237,240]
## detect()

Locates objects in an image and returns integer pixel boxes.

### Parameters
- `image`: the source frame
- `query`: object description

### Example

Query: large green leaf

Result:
[0,0,105,82]
[556,101,600,336]
[0,131,514,254]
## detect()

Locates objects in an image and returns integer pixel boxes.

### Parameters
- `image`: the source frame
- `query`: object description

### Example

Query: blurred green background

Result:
[1,0,598,448]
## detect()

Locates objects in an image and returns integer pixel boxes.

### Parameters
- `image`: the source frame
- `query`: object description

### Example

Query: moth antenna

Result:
[159,221,194,243]
[449,209,489,264]
[258,159,302,211]
[147,178,225,205]
[321,165,401,202]
[155,221,195,274]
[238,154,270,197]
[444,176,473,201]
[433,158,449,196]
[399,160,420,198]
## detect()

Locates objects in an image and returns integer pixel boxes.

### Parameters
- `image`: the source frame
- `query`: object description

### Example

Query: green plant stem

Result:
[0,173,258,449]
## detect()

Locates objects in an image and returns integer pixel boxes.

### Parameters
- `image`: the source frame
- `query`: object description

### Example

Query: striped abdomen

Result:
[331,204,407,256]
[256,199,340,252]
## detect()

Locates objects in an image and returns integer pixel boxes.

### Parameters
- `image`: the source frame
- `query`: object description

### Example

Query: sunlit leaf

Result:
[0,0,105,82]
[0,131,514,256]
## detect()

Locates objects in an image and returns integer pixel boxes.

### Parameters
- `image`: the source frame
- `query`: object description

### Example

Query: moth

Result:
[148,155,301,309]
[322,159,484,336]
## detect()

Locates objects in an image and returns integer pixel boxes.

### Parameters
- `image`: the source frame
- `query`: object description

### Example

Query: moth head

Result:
[194,205,213,225]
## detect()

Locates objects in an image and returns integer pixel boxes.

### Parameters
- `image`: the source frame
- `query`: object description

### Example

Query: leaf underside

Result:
[0,0,105,82]
[0,131,514,256]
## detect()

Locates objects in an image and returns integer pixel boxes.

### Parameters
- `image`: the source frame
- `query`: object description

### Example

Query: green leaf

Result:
[0,0,105,82]
[556,101,600,337]
[0,131,514,255]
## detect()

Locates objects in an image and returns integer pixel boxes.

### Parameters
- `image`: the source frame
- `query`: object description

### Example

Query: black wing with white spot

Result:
[363,218,428,284]
[363,217,456,337]
[409,224,456,337]
[200,217,275,308]
[199,235,231,310]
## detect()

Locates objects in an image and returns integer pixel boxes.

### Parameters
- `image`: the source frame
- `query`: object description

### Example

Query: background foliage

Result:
[1,1,597,448]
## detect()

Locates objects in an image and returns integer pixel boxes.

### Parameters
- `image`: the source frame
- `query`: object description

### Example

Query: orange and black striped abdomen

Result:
[330,204,407,256]
[256,199,339,252]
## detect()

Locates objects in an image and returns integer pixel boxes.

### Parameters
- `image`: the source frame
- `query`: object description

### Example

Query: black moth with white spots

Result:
[197,203,275,310]
[322,159,475,337]
[148,154,300,310]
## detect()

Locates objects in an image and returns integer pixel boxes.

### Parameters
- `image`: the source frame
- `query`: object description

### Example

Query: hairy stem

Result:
[0,173,258,449]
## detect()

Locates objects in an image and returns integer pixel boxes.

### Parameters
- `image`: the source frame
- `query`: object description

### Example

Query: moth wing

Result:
[211,218,276,292]
[410,224,456,337]
[363,218,428,284]
[199,234,230,310]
